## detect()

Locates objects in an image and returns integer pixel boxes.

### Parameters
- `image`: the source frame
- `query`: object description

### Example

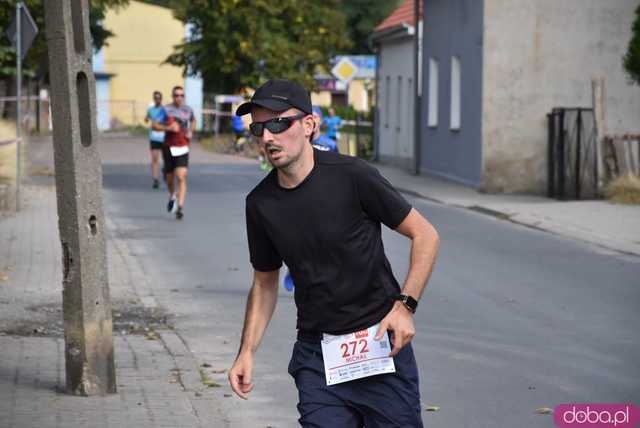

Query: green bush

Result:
[623,4,640,85]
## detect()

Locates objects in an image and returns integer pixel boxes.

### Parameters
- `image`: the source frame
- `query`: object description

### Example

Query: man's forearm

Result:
[402,225,439,301]
[238,275,279,356]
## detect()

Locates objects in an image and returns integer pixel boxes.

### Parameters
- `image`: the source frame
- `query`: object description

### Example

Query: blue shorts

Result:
[288,340,423,427]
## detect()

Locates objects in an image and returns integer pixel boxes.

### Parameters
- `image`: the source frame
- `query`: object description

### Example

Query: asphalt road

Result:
[101,138,640,428]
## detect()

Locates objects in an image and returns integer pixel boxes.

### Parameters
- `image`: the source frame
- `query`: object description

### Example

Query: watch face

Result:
[396,294,417,313]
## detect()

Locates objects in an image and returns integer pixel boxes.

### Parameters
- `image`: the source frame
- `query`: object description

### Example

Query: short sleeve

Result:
[160,106,170,123]
[354,161,412,229]
[246,197,283,271]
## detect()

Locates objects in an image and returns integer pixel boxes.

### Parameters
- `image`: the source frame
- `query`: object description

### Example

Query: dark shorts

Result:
[150,141,164,151]
[288,340,423,427]
[162,146,189,173]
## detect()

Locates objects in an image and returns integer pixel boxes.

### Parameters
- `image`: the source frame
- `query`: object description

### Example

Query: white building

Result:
[371,0,422,171]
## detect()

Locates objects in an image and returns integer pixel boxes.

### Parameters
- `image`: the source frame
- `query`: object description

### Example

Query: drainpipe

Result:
[373,45,380,162]
[413,0,422,175]
[413,0,424,175]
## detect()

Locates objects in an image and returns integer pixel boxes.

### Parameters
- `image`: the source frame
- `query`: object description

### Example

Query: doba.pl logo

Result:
[554,404,640,427]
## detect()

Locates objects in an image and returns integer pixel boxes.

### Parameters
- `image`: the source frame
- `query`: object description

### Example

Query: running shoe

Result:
[153,179,159,189]
[176,207,183,220]
[167,194,177,213]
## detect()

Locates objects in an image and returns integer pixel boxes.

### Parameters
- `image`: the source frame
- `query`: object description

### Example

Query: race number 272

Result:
[340,339,369,358]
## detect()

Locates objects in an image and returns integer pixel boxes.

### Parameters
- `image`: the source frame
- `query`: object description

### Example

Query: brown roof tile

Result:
[374,0,422,33]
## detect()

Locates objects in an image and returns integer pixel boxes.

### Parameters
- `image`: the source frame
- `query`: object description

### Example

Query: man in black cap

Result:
[229,79,440,427]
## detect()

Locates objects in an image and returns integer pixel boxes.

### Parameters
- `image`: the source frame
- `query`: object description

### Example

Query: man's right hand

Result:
[229,352,254,399]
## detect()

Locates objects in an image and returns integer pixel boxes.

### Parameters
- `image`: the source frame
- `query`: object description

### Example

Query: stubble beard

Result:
[271,142,306,174]
[272,150,297,172]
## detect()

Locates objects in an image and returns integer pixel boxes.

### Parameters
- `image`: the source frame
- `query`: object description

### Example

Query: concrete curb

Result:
[394,186,640,258]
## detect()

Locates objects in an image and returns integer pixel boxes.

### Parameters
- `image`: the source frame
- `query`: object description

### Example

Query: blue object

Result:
[323,116,342,140]
[312,134,339,153]
[284,271,295,291]
[231,115,245,132]
[147,105,167,142]
[312,106,323,120]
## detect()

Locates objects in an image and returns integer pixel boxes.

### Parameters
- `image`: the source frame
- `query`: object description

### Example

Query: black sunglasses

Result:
[250,114,306,137]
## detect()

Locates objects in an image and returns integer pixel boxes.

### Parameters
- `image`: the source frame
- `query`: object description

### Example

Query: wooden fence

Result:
[604,135,640,178]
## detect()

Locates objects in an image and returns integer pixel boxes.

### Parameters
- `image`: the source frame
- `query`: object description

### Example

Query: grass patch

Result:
[198,366,222,388]
[605,174,640,205]
[0,120,17,187]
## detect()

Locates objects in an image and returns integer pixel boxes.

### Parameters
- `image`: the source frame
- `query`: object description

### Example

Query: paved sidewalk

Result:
[375,164,640,257]
[0,183,226,428]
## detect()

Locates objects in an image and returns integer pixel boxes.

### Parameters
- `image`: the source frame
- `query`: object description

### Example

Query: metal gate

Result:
[547,107,599,200]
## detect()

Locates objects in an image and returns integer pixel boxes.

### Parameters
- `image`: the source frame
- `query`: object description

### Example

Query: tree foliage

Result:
[166,0,351,93]
[0,0,128,80]
[623,4,640,86]
[339,0,403,54]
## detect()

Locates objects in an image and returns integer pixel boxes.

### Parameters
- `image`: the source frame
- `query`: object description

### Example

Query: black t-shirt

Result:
[245,149,412,335]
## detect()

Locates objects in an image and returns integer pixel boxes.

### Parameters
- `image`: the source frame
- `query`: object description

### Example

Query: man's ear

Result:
[302,115,315,139]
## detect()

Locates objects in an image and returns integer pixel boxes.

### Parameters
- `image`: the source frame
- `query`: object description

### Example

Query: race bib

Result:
[321,323,395,386]
[169,146,189,157]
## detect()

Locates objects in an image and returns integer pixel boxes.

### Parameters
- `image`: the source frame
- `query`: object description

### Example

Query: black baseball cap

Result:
[235,79,312,116]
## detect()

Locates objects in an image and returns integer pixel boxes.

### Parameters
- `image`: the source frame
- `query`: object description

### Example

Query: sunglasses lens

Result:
[250,115,303,138]
[265,119,291,134]
[249,123,263,137]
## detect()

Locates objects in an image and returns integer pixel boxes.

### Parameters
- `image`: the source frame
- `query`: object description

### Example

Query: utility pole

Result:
[44,0,116,396]
[15,2,22,211]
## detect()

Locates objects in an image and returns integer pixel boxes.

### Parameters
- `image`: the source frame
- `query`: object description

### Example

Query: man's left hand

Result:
[374,301,415,357]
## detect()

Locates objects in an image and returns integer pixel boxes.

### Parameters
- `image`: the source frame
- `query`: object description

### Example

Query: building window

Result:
[396,76,402,132]
[428,58,438,127]
[384,75,390,128]
[450,56,461,131]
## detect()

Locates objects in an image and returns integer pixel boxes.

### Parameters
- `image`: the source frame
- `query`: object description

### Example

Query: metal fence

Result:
[547,107,599,200]
[0,95,46,133]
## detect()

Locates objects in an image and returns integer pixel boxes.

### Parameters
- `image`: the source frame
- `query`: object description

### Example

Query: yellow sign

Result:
[331,57,359,84]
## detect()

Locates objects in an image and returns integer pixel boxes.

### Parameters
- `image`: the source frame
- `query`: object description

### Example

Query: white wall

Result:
[377,36,416,170]
[184,23,203,131]
[482,0,640,193]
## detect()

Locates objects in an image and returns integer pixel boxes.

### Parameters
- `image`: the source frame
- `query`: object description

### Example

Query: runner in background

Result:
[153,86,196,220]
[232,114,248,152]
[144,91,166,189]
[322,107,342,142]
[311,106,339,153]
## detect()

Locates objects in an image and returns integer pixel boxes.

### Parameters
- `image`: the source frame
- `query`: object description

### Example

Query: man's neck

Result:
[277,145,315,189]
